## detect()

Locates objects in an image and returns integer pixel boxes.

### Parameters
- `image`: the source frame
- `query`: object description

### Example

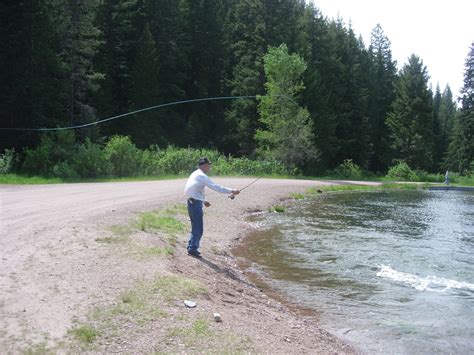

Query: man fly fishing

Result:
[184,157,240,257]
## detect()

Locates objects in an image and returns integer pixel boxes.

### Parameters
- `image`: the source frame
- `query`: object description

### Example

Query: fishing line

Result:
[0,94,297,132]
[0,95,256,132]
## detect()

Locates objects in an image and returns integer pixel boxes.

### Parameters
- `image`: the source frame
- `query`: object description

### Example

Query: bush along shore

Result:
[0,133,473,186]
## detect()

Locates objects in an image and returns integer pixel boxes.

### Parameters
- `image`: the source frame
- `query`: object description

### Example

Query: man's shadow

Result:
[194,256,255,288]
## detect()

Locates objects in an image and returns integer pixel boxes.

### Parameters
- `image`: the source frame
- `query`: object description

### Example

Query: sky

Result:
[310,0,474,99]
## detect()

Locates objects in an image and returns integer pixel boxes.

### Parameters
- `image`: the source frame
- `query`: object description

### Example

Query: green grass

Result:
[141,246,174,257]
[152,275,208,301]
[0,174,63,184]
[163,204,188,216]
[268,205,285,213]
[73,280,169,347]
[306,182,426,195]
[69,326,99,344]
[0,173,182,185]
[290,192,305,200]
[136,211,185,234]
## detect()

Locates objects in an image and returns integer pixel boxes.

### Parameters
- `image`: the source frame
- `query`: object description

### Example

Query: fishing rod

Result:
[228,176,263,199]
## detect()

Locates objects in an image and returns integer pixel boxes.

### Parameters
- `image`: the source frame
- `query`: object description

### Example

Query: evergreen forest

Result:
[1,0,473,178]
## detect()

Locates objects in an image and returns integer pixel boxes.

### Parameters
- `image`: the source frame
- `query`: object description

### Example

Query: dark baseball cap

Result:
[198,157,211,166]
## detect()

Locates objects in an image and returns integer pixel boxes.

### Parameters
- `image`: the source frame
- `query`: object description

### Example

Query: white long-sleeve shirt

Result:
[184,169,232,201]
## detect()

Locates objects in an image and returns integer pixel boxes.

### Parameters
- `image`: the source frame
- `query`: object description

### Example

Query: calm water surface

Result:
[238,190,474,354]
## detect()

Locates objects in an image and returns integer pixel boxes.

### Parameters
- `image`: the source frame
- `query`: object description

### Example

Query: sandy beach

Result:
[0,178,359,353]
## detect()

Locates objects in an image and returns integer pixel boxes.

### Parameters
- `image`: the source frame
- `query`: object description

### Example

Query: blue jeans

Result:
[187,199,203,252]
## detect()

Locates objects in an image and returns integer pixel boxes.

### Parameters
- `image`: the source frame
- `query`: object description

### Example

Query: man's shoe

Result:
[187,250,201,258]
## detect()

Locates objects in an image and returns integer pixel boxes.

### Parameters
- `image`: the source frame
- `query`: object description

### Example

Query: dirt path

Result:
[0,178,359,353]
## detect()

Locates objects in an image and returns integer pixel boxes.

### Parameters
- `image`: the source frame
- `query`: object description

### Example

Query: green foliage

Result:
[3,1,461,177]
[333,159,363,179]
[386,161,419,181]
[152,275,208,301]
[143,146,220,176]
[256,44,317,170]
[69,325,99,344]
[16,134,289,180]
[212,156,286,176]
[73,138,112,178]
[0,149,16,174]
[22,131,77,178]
[268,205,285,213]
[104,136,141,177]
[0,174,63,184]
[386,55,435,171]
[136,211,185,234]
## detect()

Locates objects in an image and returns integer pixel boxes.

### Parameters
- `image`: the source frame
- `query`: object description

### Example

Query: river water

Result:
[237,189,474,354]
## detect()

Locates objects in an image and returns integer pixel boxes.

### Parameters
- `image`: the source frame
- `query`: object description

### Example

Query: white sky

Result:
[310,0,474,99]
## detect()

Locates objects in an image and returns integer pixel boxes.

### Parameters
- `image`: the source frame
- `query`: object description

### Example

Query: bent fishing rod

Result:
[228,176,263,199]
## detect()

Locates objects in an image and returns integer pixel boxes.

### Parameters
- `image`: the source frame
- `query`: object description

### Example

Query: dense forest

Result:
[0,0,473,176]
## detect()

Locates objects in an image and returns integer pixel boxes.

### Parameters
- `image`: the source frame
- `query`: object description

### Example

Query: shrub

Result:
[386,161,419,181]
[22,131,77,177]
[333,159,363,179]
[73,138,111,178]
[52,161,79,179]
[212,156,286,176]
[104,136,142,177]
[0,149,15,174]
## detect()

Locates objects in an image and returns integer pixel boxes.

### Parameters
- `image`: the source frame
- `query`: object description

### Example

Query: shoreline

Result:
[191,178,359,353]
[0,178,358,353]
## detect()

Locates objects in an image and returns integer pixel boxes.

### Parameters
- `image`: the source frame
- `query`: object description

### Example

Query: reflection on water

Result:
[237,190,474,354]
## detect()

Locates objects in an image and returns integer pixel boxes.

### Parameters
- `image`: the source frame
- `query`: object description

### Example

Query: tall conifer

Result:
[387,55,435,170]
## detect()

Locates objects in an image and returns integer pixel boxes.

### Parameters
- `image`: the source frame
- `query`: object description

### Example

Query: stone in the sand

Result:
[213,313,222,322]
[184,300,196,308]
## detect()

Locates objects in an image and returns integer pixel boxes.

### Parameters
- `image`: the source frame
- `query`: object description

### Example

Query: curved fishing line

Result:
[0,95,257,132]
[0,94,298,132]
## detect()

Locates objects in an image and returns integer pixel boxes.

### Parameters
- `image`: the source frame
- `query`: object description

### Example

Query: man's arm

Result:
[200,175,233,194]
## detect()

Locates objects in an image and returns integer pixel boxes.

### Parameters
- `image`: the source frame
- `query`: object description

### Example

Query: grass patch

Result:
[164,204,187,216]
[23,341,51,355]
[142,246,174,257]
[307,182,425,195]
[83,280,169,345]
[96,224,133,244]
[136,211,185,234]
[152,275,208,301]
[109,224,134,236]
[291,192,305,200]
[168,318,212,346]
[167,320,253,353]
[95,235,129,244]
[268,205,285,213]
[0,174,63,184]
[98,206,187,259]
[69,326,99,344]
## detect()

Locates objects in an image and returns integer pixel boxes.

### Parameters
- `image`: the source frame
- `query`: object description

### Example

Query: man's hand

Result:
[204,201,211,207]
[232,189,240,195]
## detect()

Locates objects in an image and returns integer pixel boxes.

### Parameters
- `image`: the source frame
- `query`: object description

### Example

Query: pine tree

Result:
[61,0,102,139]
[94,0,143,136]
[141,0,188,146]
[223,0,266,155]
[438,85,457,164]
[432,84,443,167]
[387,54,435,170]
[367,24,397,172]
[129,23,162,147]
[445,43,474,174]
[0,0,67,151]
[181,0,227,148]
[298,4,338,172]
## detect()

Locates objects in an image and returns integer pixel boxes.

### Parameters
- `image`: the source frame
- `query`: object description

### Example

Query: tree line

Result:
[1,0,472,175]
